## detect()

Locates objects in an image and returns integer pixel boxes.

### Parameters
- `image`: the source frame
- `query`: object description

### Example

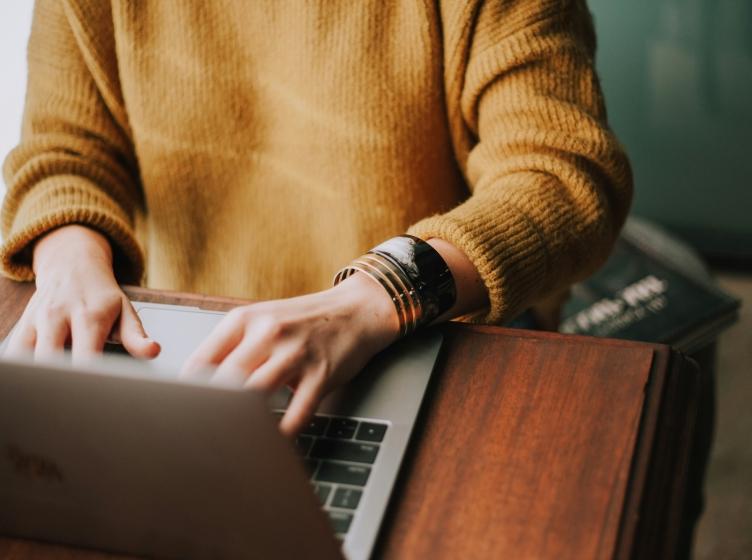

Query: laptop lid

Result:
[0,355,342,559]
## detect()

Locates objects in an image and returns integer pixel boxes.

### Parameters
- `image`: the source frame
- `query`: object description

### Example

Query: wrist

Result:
[333,235,457,335]
[331,271,401,347]
[33,225,113,278]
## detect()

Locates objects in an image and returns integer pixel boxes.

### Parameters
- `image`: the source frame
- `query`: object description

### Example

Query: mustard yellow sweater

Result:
[1,0,632,324]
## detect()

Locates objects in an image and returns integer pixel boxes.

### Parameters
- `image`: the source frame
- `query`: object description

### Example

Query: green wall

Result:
[588,0,752,257]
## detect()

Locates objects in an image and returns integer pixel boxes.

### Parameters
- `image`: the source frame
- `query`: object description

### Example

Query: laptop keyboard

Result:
[276,412,389,539]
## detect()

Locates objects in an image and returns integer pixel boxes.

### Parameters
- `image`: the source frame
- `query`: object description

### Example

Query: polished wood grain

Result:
[0,277,698,559]
[378,326,650,559]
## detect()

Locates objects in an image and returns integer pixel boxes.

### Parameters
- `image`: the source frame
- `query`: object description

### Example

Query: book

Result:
[560,218,741,353]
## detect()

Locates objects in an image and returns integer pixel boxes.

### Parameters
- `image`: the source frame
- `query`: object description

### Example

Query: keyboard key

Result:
[328,511,353,534]
[295,435,314,455]
[315,462,371,486]
[355,422,388,442]
[303,459,319,478]
[311,439,379,464]
[327,418,358,439]
[301,416,329,436]
[332,487,362,510]
[314,484,332,505]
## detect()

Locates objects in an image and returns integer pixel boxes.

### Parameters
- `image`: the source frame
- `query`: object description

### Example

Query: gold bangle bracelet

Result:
[350,259,412,336]
[335,262,410,337]
[360,253,422,333]
[354,256,418,334]
[335,235,457,335]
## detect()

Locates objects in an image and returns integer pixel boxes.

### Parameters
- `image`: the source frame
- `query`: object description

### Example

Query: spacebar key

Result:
[315,462,371,486]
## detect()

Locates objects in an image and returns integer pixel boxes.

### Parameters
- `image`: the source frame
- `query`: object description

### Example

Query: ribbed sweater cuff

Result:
[407,189,549,325]
[0,177,144,283]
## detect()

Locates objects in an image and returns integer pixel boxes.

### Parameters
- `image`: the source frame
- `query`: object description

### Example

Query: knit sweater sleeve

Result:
[408,0,633,324]
[0,0,144,283]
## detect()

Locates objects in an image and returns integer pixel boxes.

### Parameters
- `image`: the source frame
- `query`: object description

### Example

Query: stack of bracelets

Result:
[333,235,457,337]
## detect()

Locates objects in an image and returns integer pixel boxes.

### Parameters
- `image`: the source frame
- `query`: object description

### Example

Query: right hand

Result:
[4,224,160,361]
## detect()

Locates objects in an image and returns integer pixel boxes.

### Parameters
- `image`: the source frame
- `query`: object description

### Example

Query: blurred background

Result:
[0,2,32,201]
[591,0,752,262]
[1,1,750,557]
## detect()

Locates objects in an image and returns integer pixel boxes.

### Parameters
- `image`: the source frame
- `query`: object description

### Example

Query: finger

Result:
[107,325,122,345]
[34,315,70,360]
[244,348,301,394]
[4,321,37,358]
[182,314,245,374]
[209,366,248,388]
[70,310,112,361]
[279,373,325,437]
[214,337,271,380]
[119,300,160,359]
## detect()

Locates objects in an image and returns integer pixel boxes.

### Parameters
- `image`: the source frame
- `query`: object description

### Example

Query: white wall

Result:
[0,2,34,209]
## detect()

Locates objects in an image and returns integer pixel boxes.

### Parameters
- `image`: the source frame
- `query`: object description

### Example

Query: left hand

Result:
[181,273,400,436]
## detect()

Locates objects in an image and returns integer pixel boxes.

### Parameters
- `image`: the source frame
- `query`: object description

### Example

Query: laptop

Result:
[0,302,444,559]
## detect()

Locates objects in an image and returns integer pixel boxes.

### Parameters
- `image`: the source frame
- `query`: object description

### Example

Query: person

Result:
[0,0,632,436]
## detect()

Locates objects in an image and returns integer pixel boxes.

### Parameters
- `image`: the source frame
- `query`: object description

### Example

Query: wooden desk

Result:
[0,279,699,559]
